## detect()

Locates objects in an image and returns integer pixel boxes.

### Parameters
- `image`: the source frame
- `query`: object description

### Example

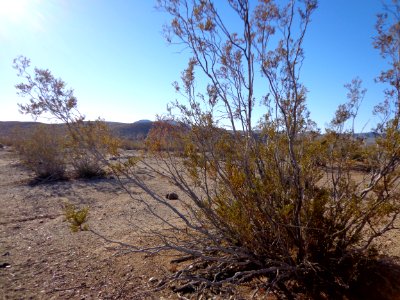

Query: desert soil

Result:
[1,146,400,300]
[0,147,188,300]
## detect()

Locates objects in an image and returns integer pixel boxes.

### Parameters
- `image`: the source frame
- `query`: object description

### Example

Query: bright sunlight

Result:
[0,0,45,40]
[0,0,31,22]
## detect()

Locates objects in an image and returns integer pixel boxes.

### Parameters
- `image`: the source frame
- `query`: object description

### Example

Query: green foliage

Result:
[64,203,89,232]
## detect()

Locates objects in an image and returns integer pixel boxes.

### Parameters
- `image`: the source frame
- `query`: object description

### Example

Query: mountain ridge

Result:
[0,120,155,141]
[0,120,380,144]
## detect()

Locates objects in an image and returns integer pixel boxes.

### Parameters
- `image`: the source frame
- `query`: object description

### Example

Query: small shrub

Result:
[119,138,146,150]
[13,57,119,181]
[145,120,186,152]
[15,125,66,181]
[73,157,106,178]
[67,120,116,178]
[64,203,89,232]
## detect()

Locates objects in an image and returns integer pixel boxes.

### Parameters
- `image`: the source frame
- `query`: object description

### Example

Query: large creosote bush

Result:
[110,0,400,298]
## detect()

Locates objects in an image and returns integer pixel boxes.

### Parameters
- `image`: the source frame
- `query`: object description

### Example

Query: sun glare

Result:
[0,0,47,39]
[0,0,31,22]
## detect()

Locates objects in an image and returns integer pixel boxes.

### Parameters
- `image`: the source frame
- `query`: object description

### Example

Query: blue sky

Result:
[0,0,388,132]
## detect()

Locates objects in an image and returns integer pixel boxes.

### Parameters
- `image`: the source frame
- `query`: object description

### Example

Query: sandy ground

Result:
[1,145,400,300]
[0,147,183,300]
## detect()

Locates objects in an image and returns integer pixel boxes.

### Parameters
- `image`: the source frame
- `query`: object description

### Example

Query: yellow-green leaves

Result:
[64,203,89,233]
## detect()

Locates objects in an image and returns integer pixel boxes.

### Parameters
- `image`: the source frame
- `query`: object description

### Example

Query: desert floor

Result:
[0,146,190,300]
[1,146,400,300]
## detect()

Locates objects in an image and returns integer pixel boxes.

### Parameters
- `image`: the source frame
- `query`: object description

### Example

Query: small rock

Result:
[0,262,10,268]
[165,192,179,200]
[148,277,158,283]
[2,252,10,256]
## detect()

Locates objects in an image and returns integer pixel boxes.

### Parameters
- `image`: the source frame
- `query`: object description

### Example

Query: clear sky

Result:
[0,0,389,132]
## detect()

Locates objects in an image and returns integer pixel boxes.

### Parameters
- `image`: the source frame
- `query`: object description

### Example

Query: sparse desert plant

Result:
[145,120,186,152]
[13,57,120,179]
[119,138,146,151]
[14,125,66,181]
[66,120,114,178]
[0,136,15,148]
[64,203,89,232]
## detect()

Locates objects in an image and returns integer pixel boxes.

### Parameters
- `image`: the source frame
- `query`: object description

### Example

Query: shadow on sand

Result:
[349,256,400,300]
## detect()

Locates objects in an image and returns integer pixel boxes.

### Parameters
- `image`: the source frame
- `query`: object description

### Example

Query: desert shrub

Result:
[64,203,89,232]
[0,137,15,148]
[119,138,146,150]
[109,0,400,298]
[65,120,115,178]
[15,125,66,180]
[72,157,105,178]
[13,57,120,180]
[145,120,187,152]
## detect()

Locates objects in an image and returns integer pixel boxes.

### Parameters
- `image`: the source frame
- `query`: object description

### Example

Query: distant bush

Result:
[146,120,186,152]
[66,120,114,178]
[72,159,105,178]
[0,135,15,147]
[15,125,66,181]
[118,138,146,151]
[13,57,120,180]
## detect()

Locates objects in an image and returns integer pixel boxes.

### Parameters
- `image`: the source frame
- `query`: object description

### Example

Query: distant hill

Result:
[0,121,54,140]
[0,120,380,145]
[107,120,154,140]
[0,121,43,134]
[0,120,154,141]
